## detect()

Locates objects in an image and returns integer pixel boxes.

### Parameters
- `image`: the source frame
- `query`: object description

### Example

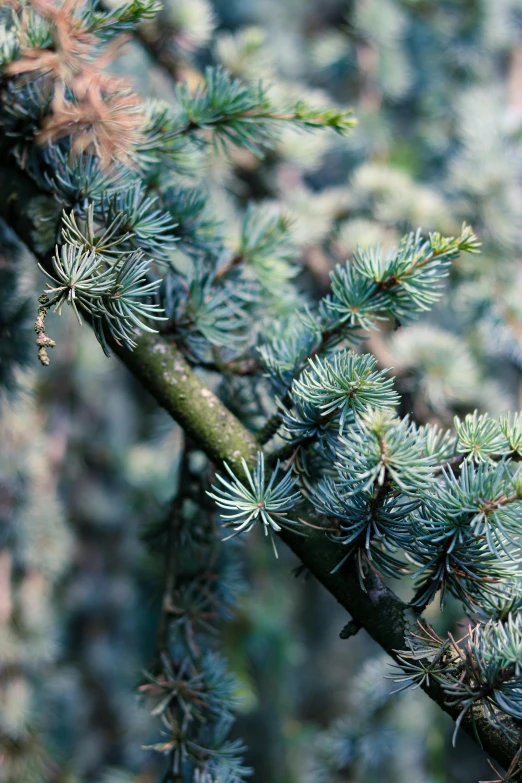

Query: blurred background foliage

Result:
[1,0,522,780]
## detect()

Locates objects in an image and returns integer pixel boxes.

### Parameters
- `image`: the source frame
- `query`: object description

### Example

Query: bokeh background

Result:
[2,0,522,781]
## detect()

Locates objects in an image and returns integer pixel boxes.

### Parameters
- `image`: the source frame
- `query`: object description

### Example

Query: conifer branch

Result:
[0,159,520,773]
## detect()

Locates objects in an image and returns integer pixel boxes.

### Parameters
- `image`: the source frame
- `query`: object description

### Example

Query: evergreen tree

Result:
[1,1,522,781]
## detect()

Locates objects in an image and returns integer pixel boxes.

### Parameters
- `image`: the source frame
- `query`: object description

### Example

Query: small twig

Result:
[481,746,522,782]
[34,294,56,366]
[256,410,284,445]
[297,517,338,532]
[340,619,362,639]
[157,498,181,655]
[266,439,310,468]
[215,253,244,280]
[433,453,466,475]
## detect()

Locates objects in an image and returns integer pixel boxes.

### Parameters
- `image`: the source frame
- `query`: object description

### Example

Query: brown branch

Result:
[34,293,56,365]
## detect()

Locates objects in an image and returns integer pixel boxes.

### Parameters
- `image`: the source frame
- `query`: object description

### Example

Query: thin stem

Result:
[256,410,286,445]
[433,454,466,475]
[158,498,181,655]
